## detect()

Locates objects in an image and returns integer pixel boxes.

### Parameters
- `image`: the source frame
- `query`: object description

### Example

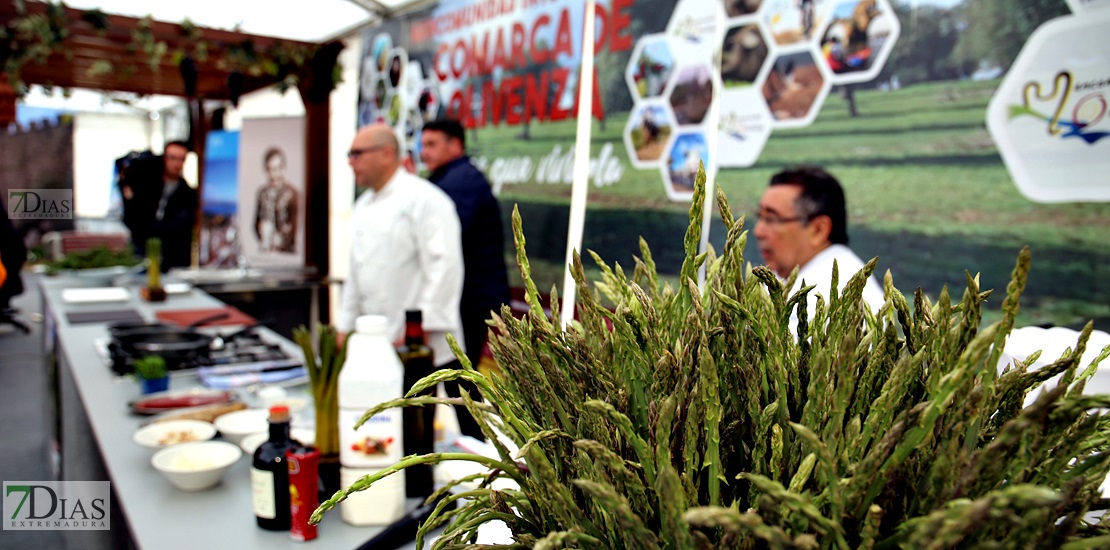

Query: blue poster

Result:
[200,130,240,267]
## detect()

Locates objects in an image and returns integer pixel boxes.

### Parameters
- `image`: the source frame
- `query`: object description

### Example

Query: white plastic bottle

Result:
[338,315,406,525]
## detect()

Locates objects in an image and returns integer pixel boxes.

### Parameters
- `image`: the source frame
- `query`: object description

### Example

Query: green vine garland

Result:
[1,1,341,99]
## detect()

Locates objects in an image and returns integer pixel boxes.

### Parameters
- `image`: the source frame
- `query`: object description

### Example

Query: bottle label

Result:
[339,408,402,468]
[250,467,276,519]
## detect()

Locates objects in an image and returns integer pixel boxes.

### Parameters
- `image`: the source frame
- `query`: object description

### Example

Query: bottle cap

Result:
[269,405,291,422]
[405,310,422,323]
[355,315,388,335]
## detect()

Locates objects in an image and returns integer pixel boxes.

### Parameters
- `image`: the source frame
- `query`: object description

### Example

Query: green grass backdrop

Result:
[470,79,1109,330]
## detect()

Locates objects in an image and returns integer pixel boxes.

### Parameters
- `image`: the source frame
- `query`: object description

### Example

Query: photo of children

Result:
[669,65,714,125]
[763,0,831,45]
[667,133,710,193]
[630,104,673,162]
[631,40,675,99]
[762,51,825,121]
[720,24,769,87]
[821,0,893,74]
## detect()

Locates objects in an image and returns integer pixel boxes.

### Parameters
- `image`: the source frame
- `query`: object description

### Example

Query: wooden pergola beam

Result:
[3,2,343,285]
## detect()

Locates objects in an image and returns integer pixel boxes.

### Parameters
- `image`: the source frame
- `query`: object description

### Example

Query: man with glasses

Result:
[754,166,883,321]
[338,123,465,384]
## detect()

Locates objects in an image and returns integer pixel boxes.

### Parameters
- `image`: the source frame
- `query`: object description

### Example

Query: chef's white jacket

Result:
[338,168,465,366]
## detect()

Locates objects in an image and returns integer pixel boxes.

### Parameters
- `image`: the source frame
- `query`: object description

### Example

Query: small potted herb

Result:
[133,355,169,394]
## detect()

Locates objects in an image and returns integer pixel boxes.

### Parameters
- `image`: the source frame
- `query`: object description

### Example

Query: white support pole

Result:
[560,0,597,328]
[698,5,726,289]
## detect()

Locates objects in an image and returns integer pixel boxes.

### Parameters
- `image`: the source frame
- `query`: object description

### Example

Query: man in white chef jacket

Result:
[338,123,465,370]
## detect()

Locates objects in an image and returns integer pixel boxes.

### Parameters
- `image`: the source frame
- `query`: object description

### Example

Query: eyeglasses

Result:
[754,211,814,226]
[347,145,387,159]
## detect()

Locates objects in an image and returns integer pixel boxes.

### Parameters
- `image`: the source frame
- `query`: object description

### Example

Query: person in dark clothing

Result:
[120,141,197,270]
[420,118,512,441]
[1,197,27,305]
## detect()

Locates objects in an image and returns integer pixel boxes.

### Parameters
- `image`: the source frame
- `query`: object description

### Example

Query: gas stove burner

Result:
[108,327,300,376]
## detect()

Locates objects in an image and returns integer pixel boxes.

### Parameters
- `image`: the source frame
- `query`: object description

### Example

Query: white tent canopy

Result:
[47,0,410,42]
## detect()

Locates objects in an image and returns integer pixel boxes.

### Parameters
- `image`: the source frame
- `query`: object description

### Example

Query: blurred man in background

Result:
[120,141,196,270]
[754,166,883,322]
[421,118,510,441]
[420,119,511,368]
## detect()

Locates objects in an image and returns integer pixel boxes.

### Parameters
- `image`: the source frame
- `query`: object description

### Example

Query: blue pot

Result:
[139,376,169,394]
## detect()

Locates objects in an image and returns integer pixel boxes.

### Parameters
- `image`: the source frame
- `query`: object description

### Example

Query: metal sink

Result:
[168,268,264,283]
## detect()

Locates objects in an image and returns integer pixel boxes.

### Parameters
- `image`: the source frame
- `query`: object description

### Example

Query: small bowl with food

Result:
[213,408,269,446]
[133,420,217,450]
[151,441,242,491]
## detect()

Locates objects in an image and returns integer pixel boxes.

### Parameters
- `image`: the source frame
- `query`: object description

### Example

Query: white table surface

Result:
[39,276,422,549]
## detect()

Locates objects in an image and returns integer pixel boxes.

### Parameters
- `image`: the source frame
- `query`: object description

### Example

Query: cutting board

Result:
[155,307,256,328]
[66,309,144,325]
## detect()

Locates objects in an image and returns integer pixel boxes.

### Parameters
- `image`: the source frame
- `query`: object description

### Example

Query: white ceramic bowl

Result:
[239,428,315,455]
[133,420,217,449]
[151,441,242,491]
[213,408,269,445]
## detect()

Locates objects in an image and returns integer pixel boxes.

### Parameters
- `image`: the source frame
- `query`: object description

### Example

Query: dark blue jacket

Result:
[429,157,511,313]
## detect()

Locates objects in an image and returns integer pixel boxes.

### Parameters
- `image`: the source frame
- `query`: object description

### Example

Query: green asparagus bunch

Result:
[313,164,1110,549]
[294,324,346,456]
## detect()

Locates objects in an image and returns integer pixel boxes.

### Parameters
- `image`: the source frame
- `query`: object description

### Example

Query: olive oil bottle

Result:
[251,405,295,530]
[397,310,436,497]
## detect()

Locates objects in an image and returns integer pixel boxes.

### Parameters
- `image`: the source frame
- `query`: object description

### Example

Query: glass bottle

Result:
[143,237,166,302]
[252,405,295,531]
[397,310,436,498]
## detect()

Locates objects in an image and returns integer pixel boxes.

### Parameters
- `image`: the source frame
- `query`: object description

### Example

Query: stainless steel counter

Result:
[168,267,330,340]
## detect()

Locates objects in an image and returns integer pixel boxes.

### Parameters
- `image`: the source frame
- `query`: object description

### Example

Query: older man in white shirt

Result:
[339,123,464,367]
[753,166,884,330]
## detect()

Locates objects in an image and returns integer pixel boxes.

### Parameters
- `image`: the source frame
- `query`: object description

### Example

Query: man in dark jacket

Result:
[120,141,197,270]
[421,118,511,440]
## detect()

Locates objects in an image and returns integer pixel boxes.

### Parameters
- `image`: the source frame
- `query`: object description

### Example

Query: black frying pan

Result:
[109,311,230,359]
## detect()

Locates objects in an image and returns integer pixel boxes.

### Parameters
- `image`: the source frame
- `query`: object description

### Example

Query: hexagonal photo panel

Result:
[1066,0,1110,13]
[720,23,771,88]
[404,106,421,139]
[373,77,388,110]
[986,9,1110,202]
[668,64,716,126]
[717,88,774,167]
[627,36,675,100]
[722,0,764,19]
[816,0,899,85]
[358,33,396,128]
[761,0,834,47]
[386,53,404,90]
[666,0,726,62]
[623,101,678,169]
[360,55,379,104]
[371,33,393,73]
[416,83,442,123]
[385,93,403,126]
[663,132,711,199]
[761,50,830,127]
